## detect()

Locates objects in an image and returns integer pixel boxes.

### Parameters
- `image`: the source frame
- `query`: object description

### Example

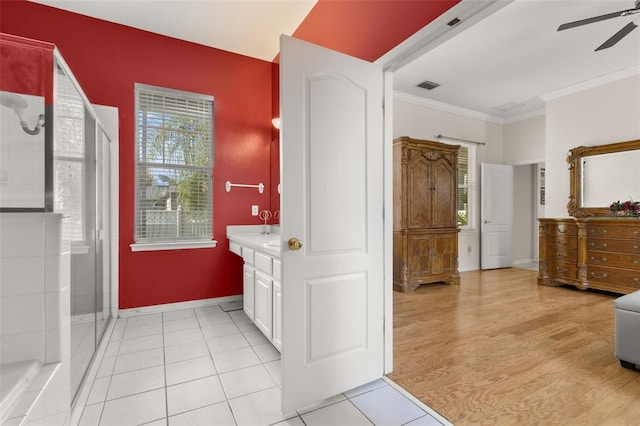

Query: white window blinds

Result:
[134,84,213,243]
[457,144,475,229]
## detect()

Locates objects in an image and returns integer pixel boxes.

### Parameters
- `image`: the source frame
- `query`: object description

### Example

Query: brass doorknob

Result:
[288,238,302,251]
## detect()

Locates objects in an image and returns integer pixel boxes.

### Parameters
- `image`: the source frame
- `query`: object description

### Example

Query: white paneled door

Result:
[480,163,514,269]
[280,35,385,414]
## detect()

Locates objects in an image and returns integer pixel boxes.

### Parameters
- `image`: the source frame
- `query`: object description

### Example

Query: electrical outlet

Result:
[251,205,259,216]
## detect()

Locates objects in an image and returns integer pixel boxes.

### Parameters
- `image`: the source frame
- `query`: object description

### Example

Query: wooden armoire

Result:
[393,137,460,293]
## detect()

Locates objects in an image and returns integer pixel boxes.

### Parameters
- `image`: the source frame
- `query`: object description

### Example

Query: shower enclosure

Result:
[54,52,113,404]
[0,33,113,424]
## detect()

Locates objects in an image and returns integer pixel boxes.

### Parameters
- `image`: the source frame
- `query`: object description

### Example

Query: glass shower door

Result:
[54,57,111,403]
[95,127,110,345]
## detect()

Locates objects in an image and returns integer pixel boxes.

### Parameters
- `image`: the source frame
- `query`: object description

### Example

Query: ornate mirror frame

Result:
[567,139,640,217]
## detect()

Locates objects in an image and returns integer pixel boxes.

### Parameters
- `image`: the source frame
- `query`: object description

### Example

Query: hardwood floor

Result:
[390,268,640,426]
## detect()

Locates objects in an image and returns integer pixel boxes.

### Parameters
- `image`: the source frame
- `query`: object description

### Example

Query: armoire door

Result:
[407,151,432,229]
[432,157,457,228]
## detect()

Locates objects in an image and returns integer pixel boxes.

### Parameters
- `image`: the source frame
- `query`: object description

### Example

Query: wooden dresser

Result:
[538,218,640,294]
[393,137,460,293]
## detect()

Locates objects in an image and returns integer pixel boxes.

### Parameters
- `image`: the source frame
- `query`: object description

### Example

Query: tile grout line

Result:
[162,311,169,425]
[382,377,450,426]
[82,306,440,426]
[90,316,125,426]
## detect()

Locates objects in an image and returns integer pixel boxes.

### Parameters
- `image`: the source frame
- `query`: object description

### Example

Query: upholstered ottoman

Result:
[614,290,640,370]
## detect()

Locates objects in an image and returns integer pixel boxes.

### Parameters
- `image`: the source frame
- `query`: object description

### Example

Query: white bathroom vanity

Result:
[227,225,282,352]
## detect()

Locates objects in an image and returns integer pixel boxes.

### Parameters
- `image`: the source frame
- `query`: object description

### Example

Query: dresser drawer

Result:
[587,238,640,254]
[553,251,577,263]
[587,224,640,240]
[548,260,578,280]
[549,248,577,262]
[588,265,640,289]
[548,236,577,250]
[547,222,578,237]
[587,251,640,271]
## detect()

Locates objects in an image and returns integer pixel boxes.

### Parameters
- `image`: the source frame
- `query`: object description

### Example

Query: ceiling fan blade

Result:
[595,21,638,51]
[557,10,629,31]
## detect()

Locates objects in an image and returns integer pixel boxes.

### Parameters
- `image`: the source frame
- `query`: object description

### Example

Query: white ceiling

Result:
[393,0,640,122]
[30,0,318,62]
[31,0,640,122]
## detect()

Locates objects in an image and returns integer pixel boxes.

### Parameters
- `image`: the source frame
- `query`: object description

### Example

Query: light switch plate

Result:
[251,205,259,216]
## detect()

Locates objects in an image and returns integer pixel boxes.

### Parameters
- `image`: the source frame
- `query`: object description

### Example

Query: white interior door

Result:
[280,35,384,413]
[480,163,514,269]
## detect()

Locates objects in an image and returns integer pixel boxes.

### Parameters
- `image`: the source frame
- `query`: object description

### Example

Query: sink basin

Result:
[264,240,281,248]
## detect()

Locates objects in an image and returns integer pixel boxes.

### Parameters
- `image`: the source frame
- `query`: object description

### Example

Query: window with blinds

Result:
[457,144,475,229]
[134,84,213,243]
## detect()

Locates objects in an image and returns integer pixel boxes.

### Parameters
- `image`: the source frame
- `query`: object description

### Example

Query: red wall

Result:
[292,0,461,62]
[0,33,54,103]
[1,1,274,308]
[1,0,460,309]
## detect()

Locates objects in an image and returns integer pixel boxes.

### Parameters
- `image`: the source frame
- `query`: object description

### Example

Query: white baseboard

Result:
[118,295,242,318]
[512,258,536,265]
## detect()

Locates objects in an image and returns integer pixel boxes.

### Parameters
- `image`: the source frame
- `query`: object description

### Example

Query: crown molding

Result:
[503,108,546,125]
[394,91,547,125]
[394,91,505,124]
[541,66,640,102]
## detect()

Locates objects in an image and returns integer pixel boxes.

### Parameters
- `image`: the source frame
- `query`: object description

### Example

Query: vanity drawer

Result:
[229,241,242,257]
[587,238,640,254]
[587,252,640,271]
[588,225,640,240]
[273,259,281,280]
[242,248,255,265]
[254,251,272,275]
[548,260,578,279]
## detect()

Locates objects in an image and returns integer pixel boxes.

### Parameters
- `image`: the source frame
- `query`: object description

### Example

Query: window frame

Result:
[130,83,216,252]
[457,142,476,231]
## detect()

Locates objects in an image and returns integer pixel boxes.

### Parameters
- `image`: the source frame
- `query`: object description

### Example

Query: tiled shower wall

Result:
[0,213,70,364]
[71,250,97,316]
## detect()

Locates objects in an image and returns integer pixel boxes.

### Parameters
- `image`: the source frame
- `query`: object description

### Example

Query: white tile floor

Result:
[75,305,449,426]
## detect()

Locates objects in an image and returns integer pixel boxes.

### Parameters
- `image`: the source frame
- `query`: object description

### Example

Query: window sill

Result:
[130,240,218,252]
[459,227,478,234]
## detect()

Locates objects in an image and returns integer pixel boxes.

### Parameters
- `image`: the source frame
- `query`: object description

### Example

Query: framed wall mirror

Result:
[567,139,640,217]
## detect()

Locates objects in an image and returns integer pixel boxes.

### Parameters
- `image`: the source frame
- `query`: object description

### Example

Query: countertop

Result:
[226,225,281,258]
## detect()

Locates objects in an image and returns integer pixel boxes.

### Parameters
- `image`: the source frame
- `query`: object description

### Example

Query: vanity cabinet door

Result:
[254,270,273,339]
[272,279,282,352]
[243,264,255,320]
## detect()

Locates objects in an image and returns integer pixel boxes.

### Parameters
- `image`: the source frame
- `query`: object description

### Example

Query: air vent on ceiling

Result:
[447,17,461,27]
[417,80,440,90]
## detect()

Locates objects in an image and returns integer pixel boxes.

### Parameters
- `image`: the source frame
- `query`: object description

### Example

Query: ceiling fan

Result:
[557,0,640,51]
